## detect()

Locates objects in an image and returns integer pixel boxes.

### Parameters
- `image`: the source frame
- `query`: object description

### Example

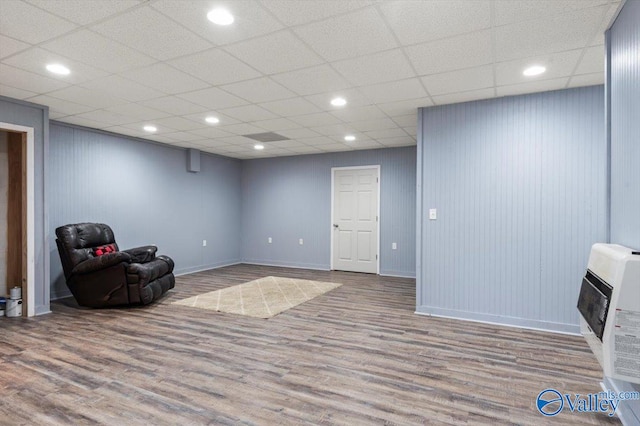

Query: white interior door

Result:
[332,166,379,274]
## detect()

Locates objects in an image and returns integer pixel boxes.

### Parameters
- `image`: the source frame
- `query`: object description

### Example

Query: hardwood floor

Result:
[0,264,619,425]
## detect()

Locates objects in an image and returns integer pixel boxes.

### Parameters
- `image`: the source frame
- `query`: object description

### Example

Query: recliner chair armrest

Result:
[123,245,157,263]
[71,252,132,276]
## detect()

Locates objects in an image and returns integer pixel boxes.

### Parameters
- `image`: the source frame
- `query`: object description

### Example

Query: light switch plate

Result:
[429,209,437,220]
[202,239,207,247]
[299,238,304,245]
[268,237,272,244]
[392,242,397,250]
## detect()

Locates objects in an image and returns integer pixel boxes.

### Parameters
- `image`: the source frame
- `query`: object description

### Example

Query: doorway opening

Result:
[330,165,380,274]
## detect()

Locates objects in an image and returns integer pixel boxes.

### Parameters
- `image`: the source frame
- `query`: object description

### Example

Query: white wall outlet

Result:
[299,238,304,245]
[429,208,437,220]
[202,239,207,247]
[392,242,397,250]
[268,237,272,244]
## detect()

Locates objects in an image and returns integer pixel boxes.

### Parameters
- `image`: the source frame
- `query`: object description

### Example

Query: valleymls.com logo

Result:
[536,388,640,417]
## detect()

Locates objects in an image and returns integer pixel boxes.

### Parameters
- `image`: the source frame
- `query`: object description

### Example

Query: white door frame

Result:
[0,122,35,317]
[330,165,380,274]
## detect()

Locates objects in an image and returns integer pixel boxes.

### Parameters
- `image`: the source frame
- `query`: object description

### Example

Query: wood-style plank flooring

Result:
[0,264,619,425]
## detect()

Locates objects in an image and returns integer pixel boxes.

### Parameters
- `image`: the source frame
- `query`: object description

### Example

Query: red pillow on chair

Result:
[93,244,117,256]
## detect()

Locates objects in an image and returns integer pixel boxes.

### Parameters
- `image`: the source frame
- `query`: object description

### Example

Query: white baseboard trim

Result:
[241,260,330,271]
[601,376,640,426]
[380,271,416,279]
[175,260,241,276]
[415,305,581,335]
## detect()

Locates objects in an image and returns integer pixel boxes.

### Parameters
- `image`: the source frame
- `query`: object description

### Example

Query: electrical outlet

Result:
[429,208,437,220]
[392,242,397,250]
[202,240,207,247]
[268,237,272,244]
[299,238,304,245]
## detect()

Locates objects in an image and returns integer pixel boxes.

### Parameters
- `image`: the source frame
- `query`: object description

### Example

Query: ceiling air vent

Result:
[242,132,290,142]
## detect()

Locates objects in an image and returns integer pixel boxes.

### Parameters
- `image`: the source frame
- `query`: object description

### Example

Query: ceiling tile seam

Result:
[490,2,620,30]
[489,0,498,97]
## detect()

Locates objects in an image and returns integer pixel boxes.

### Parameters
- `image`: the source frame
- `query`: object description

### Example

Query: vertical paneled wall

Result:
[0,96,49,315]
[610,0,640,250]
[49,123,242,299]
[417,86,606,333]
[241,147,416,277]
[0,132,7,296]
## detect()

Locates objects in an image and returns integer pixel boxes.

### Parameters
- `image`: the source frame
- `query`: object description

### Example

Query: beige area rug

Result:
[172,276,342,319]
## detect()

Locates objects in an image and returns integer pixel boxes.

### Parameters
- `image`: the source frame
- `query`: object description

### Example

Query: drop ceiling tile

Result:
[181,111,241,127]
[347,140,383,149]
[177,88,249,110]
[253,118,300,131]
[80,75,164,102]
[432,88,495,106]
[271,64,351,97]
[421,65,494,96]
[168,48,262,86]
[47,86,128,109]
[266,140,308,149]
[304,88,372,111]
[104,103,171,121]
[0,1,77,44]
[42,30,156,73]
[0,64,69,93]
[293,8,397,62]
[568,72,604,88]
[277,128,321,139]
[495,50,582,86]
[0,35,30,59]
[3,47,108,84]
[576,45,605,75]
[310,123,353,136]
[289,112,343,127]
[319,143,352,152]
[25,0,141,25]
[119,121,174,135]
[390,114,417,128]
[216,136,258,147]
[26,94,95,116]
[120,63,209,95]
[151,0,283,46]
[49,111,68,120]
[224,30,324,74]
[152,116,203,132]
[260,0,372,26]
[218,105,279,122]
[403,126,417,137]
[349,118,398,132]
[193,139,235,148]
[286,145,324,154]
[0,84,38,100]
[494,0,607,26]
[300,136,339,146]
[140,96,209,116]
[73,109,139,126]
[329,105,387,122]
[405,30,493,76]
[331,49,416,86]
[161,131,203,142]
[359,78,427,104]
[259,97,322,117]
[496,78,568,97]
[328,133,369,143]
[217,123,267,135]
[91,6,212,61]
[379,0,490,45]
[188,127,234,139]
[494,6,608,62]
[364,128,408,140]
[376,97,433,116]
[377,136,416,147]
[590,3,621,46]
[59,115,108,129]
[218,144,254,153]
[220,78,296,103]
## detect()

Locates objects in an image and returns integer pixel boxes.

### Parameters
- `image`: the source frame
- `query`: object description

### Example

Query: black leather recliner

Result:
[55,223,175,308]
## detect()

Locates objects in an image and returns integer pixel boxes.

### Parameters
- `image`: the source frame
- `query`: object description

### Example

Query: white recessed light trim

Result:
[205,116,220,124]
[254,144,264,150]
[143,125,157,132]
[523,65,546,77]
[331,97,347,107]
[46,63,70,75]
[207,8,234,25]
[344,135,356,142]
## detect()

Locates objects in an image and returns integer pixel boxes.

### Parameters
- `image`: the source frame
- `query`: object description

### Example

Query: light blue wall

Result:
[241,147,416,277]
[417,86,606,333]
[0,96,50,314]
[49,123,242,299]
[607,1,640,422]
[610,0,640,250]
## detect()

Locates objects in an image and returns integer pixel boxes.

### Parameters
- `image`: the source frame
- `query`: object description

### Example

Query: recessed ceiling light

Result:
[523,65,546,77]
[46,63,70,75]
[207,8,234,25]
[344,135,356,142]
[143,125,157,132]
[331,97,347,107]
[254,144,264,150]
[205,116,219,124]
